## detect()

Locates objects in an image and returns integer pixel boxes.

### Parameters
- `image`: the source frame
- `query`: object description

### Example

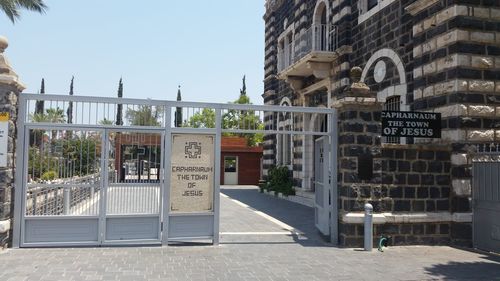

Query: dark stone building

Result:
[263,0,500,247]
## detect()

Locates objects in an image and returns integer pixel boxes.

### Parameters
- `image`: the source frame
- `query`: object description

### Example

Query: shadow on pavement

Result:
[424,248,500,280]
[221,186,331,247]
[424,261,500,280]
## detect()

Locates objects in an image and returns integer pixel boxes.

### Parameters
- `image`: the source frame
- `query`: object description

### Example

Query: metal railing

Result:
[26,174,101,216]
[20,93,333,136]
[277,24,338,73]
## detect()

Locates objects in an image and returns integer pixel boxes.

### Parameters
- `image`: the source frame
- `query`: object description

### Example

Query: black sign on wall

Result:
[381,111,441,138]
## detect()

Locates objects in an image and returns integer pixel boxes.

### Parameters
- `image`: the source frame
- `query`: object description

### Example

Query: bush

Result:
[267,165,295,196]
[258,180,267,193]
[41,170,57,181]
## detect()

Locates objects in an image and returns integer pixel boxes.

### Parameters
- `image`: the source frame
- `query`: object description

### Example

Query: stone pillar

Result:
[333,67,383,246]
[0,36,25,249]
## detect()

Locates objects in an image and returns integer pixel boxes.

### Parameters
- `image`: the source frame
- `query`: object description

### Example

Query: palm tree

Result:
[45,108,65,141]
[30,108,65,144]
[45,108,65,123]
[0,0,47,23]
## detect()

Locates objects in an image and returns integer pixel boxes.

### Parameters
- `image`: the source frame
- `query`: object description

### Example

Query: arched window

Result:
[278,99,292,166]
[313,1,330,52]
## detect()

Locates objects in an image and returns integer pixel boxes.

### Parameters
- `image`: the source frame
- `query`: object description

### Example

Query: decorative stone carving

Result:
[347,66,370,96]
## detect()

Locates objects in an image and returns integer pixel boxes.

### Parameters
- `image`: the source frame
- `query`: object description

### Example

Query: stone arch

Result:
[280,96,292,106]
[361,48,409,144]
[313,0,330,26]
[361,48,406,84]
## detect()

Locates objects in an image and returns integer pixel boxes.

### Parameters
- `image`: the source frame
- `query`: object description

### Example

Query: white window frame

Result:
[277,23,295,72]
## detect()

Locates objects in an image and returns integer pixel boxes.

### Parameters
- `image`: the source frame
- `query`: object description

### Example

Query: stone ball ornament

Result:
[0,36,8,53]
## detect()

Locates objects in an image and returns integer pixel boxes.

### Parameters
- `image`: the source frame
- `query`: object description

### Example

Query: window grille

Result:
[384,95,401,144]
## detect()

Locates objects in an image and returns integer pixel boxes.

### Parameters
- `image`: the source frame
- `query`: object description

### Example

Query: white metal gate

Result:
[473,151,500,253]
[13,93,338,247]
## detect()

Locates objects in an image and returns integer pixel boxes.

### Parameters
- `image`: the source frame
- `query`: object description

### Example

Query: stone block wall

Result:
[340,222,452,247]
[335,93,458,247]
[408,0,500,246]
[351,0,415,101]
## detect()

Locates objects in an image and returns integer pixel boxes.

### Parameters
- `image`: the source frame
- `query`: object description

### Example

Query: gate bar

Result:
[161,107,172,245]
[213,108,222,245]
[12,94,27,248]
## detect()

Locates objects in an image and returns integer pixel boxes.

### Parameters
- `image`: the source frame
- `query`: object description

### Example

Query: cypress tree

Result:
[174,85,182,127]
[35,78,45,115]
[116,78,123,126]
[67,76,74,124]
[240,75,246,96]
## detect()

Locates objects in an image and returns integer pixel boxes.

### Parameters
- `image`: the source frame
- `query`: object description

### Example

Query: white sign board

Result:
[0,112,8,167]
[170,134,215,213]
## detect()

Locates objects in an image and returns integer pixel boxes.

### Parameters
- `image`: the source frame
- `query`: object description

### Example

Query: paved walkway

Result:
[1,185,499,281]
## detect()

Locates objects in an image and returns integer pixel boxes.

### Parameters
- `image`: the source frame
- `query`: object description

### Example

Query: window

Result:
[367,0,378,10]
[278,32,294,72]
[358,0,397,24]
[278,100,292,166]
[224,157,237,173]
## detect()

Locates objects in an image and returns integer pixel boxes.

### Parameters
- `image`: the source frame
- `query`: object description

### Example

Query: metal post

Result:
[213,108,222,246]
[364,203,373,251]
[162,105,172,246]
[63,187,71,215]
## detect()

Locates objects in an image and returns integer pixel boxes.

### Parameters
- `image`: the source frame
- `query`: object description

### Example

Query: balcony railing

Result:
[277,24,338,73]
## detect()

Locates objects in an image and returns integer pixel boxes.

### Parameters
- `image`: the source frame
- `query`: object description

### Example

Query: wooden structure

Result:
[220,136,263,185]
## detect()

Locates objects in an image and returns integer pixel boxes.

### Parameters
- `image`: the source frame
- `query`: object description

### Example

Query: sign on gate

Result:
[0,112,8,167]
[170,134,215,212]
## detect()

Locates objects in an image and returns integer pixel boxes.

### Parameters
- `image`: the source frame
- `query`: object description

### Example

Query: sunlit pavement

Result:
[1,185,499,281]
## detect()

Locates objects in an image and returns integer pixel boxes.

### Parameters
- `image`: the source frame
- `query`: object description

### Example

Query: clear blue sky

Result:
[0,1,265,104]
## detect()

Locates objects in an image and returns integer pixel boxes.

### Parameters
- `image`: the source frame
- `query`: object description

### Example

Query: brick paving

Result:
[0,185,499,281]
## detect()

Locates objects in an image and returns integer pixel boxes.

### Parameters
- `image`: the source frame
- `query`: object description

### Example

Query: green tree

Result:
[183,75,264,146]
[184,108,215,128]
[45,108,65,142]
[1,0,47,23]
[28,146,57,180]
[126,105,163,126]
[223,75,263,146]
[99,118,113,125]
[29,107,65,146]
[58,136,99,177]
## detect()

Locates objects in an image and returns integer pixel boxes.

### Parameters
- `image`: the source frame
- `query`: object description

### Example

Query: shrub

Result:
[41,170,57,181]
[267,165,295,196]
